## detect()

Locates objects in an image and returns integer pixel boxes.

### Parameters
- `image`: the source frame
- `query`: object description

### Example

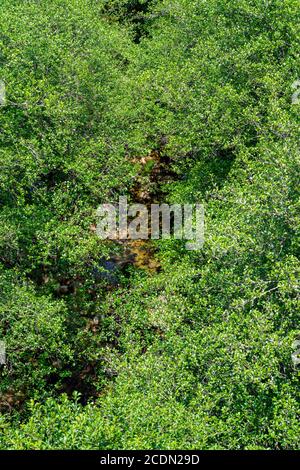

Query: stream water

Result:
[104,150,176,276]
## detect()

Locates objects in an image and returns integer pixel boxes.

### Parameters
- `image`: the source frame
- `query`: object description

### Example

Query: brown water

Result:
[117,150,176,274]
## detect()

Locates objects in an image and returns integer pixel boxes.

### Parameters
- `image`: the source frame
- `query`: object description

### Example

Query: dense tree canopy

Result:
[0,0,299,450]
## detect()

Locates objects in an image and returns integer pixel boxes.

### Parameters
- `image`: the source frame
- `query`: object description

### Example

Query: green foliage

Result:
[0,0,135,278]
[100,0,157,40]
[0,270,71,401]
[0,0,299,450]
